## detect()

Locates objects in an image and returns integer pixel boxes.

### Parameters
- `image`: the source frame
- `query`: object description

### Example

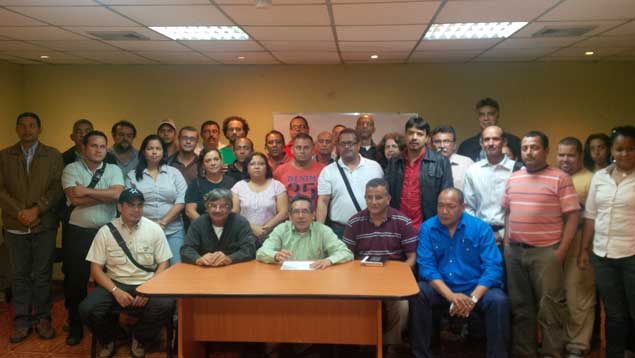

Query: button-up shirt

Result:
[463,155,516,228]
[256,221,353,264]
[417,213,503,295]
[585,165,635,259]
[109,148,139,178]
[167,152,200,185]
[449,153,474,190]
[21,141,39,175]
[126,165,187,235]
[400,148,426,230]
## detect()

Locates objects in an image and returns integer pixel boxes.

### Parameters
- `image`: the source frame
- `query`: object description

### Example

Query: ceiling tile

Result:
[473,56,536,62]
[100,0,209,4]
[0,8,46,25]
[0,0,96,4]
[616,48,635,56]
[333,0,426,3]
[0,53,42,64]
[602,21,635,36]
[479,46,556,58]
[604,56,635,61]
[333,2,440,25]
[110,5,233,26]
[104,40,189,51]
[205,51,279,64]
[436,0,559,22]
[180,40,263,52]
[0,40,50,52]
[261,40,336,51]
[220,5,330,26]
[135,51,215,64]
[341,51,409,61]
[29,40,120,51]
[9,51,98,63]
[409,50,479,62]
[70,50,156,63]
[416,39,499,51]
[540,0,635,21]
[336,25,427,41]
[573,35,635,48]
[216,0,323,4]
[0,27,88,40]
[512,20,626,38]
[550,47,626,57]
[273,51,340,64]
[540,56,603,62]
[7,6,138,26]
[339,41,416,51]
[62,26,171,40]
[243,26,333,41]
[495,37,580,49]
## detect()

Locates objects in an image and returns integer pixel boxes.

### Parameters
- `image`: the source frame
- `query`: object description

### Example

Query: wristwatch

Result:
[470,295,478,304]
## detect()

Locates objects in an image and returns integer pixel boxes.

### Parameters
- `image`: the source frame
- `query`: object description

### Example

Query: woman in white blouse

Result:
[231,152,288,246]
[579,125,635,358]
[127,134,187,265]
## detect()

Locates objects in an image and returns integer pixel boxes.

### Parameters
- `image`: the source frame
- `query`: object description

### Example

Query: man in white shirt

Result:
[431,126,474,190]
[316,128,383,238]
[463,126,519,245]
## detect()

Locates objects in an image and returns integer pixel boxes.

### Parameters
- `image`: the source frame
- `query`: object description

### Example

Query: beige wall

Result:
[0,62,24,147]
[4,61,634,159]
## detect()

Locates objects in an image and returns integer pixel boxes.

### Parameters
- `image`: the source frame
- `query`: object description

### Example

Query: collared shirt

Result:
[62,160,125,228]
[168,152,200,185]
[317,155,384,224]
[585,165,635,259]
[502,166,580,247]
[572,168,593,208]
[86,217,172,285]
[418,213,503,295]
[449,153,474,190]
[400,148,426,231]
[256,221,353,264]
[343,207,418,261]
[267,153,291,173]
[464,155,516,228]
[108,148,139,178]
[126,165,187,235]
[21,141,39,175]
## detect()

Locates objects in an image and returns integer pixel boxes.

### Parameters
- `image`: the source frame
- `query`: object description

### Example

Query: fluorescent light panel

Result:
[425,22,527,40]
[149,26,249,41]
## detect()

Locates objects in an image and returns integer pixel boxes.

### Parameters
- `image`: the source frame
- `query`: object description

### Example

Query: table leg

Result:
[376,300,383,358]
[178,298,205,358]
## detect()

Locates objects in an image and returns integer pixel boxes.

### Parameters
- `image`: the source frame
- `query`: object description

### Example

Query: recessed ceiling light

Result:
[40,55,49,59]
[370,54,379,59]
[424,22,528,40]
[237,56,245,60]
[149,26,249,41]
[585,51,594,56]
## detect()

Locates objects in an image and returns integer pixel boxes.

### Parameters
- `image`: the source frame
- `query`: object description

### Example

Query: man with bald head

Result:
[356,114,377,160]
[463,126,521,245]
[314,131,334,165]
[410,188,509,358]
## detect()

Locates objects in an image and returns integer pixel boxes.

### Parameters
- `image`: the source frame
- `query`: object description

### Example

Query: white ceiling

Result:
[0,0,634,65]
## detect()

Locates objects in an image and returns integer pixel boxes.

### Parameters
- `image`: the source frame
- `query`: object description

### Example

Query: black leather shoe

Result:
[65,334,82,346]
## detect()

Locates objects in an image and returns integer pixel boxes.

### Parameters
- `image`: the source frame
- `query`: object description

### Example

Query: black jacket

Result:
[457,132,521,162]
[384,149,453,222]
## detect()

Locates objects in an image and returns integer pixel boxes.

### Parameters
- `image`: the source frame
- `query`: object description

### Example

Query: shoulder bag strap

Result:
[335,162,362,212]
[68,164,107,215]
[106,223,156,273]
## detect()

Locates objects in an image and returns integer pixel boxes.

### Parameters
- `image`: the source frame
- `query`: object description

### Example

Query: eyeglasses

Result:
[432,139,454,146]
[180,136,197,142]
[291,125,308,131]
[205,203,230,210]
[338,141,358,148]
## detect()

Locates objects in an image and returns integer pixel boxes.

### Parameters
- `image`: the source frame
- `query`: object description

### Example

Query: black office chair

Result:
[90,305,175,358]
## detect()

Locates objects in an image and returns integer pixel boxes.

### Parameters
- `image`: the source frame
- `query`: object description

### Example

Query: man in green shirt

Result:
[256,195,353,269]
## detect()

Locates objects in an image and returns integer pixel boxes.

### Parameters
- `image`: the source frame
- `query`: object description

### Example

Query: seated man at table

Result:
[343,178,418,345]
[409,188,509,358]
[79,188,174,358]
[181,188,256,266]
[256,195,353,270]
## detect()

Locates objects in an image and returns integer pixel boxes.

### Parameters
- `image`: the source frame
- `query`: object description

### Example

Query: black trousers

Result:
[79,282,174,345]
[63,224,98,336]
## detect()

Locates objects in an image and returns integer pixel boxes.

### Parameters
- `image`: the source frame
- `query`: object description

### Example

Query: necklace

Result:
[614,167,633,178]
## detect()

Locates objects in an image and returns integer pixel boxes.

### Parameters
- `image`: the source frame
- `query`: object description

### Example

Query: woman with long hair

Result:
[583,133,611,172]
[126,134,187,265]
[231,152,288,245]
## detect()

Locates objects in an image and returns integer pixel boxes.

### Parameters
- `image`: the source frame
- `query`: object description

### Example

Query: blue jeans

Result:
[166,229,184,265]
[591,254,635,358]
[409,281,510,358]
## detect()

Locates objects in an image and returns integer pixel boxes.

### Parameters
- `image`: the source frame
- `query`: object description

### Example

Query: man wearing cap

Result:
[79,188,174,358]
[158,118,178,158]
[109,120,138,177]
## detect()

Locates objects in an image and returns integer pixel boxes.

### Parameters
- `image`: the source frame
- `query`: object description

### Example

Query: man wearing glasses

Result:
[167,126,200,185]
[430,126,474,190]
[180,188,256,267]
[284,115,310,158]
[256,195,352,270]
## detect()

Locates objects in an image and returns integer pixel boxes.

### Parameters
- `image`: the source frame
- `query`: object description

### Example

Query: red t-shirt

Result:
[399,148,426,231]
[273,161,325,206]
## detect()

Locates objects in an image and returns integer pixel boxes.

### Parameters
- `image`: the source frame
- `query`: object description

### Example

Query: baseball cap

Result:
[158,118,176,131]
[118,188,145,204]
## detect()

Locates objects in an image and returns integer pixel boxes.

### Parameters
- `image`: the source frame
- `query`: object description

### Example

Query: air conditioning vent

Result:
[88,31,150,41]
[532,26,596,38]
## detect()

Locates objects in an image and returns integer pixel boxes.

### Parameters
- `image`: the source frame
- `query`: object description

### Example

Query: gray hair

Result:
[204,188,233,209]
[365,178,390,193]
[439,188,465,204]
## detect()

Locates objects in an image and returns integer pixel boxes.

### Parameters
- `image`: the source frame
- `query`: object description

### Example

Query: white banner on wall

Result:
[272,112,418,143]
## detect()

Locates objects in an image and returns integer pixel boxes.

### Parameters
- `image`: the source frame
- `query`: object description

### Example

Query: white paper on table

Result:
[280,261,315,271]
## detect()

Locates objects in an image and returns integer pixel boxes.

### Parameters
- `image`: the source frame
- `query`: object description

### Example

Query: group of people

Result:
[0,96,633,358]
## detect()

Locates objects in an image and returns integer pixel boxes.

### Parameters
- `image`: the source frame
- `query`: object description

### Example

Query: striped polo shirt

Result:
[502,166,580,247]
[343,207,419,261]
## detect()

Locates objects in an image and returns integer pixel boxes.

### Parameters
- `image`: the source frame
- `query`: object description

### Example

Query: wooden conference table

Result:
[137,260,419,358]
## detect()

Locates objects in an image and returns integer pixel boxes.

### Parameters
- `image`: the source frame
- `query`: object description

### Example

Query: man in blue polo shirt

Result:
[409,188,510,358]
